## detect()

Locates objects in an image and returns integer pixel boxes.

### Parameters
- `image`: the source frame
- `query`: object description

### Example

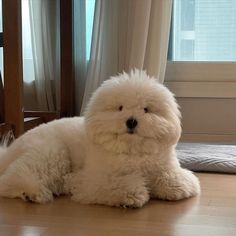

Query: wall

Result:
[177,98,236,142]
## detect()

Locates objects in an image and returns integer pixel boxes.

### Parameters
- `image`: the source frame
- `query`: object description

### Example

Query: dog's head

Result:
[84,70,181,154]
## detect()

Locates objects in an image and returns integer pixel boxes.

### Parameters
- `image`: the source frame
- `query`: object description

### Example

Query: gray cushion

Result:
[176,143,236,173]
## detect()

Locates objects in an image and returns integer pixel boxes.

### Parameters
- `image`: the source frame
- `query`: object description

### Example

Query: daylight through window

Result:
[171,0,236,61]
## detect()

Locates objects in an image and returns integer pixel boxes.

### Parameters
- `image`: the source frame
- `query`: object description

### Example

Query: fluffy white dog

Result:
[0,70,200,207]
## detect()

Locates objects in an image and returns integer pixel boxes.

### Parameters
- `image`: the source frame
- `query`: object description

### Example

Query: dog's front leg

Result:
[150,168,200,201]
[69,171,150,208]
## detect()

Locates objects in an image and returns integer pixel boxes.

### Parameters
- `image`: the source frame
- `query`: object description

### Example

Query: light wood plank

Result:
[0,173,236,236]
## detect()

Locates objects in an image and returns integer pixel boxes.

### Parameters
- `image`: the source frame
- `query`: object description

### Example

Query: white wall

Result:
[177,98,236,142]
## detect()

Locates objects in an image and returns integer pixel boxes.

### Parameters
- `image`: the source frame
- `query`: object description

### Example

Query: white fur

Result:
[0,70,200,206]
[0,118,86,202]
[66,70,200,207]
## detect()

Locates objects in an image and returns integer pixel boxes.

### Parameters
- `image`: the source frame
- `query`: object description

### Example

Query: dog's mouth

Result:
[127,129,136,134]
[114,129,138,138]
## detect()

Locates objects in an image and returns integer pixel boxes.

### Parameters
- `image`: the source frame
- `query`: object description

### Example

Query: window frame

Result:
[165,62,236,98]
[165,0,236,99]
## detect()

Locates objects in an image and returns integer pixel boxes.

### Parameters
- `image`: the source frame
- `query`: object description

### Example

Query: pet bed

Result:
[177,142,236,173]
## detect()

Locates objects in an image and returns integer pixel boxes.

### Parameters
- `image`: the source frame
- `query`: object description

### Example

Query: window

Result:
[0,0,34,82]
[22,0,35,83]
[171,0,236,61]
[171,0,195,61]
[86,0,95,60]
[165,0,236,98]
[0,0,3,77]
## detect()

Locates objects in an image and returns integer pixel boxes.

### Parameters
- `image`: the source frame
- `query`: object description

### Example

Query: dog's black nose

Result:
[126,118,138,130]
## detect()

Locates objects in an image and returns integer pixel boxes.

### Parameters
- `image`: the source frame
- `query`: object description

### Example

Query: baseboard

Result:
[180,133,236,143]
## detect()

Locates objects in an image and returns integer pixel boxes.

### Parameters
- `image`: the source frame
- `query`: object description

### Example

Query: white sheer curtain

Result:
[29,0,60,111]
[74,0,87,115]
[80,0,172,113]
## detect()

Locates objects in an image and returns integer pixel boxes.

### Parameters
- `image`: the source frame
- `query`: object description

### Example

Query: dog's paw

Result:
[21,187,53,203]
[154,169,200,201]
[119,188,150,208]
[71,185,149,208]
[62,173,75,194]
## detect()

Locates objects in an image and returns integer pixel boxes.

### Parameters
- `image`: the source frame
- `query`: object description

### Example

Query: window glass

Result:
[171,0,236,61]
[22,0,35,82]
[86,0,95,60]
[0,0,3,78]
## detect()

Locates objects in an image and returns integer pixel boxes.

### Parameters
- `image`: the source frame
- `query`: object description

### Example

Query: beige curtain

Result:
[80,0,172,113]
[29,0,60,111]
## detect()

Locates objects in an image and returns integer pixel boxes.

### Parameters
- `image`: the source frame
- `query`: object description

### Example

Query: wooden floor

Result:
[0,173,236,236]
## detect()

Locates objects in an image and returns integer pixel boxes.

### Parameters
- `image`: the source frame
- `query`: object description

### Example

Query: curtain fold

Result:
[73,0,87,114]
[29,0,60,111]
[80,0,172,113]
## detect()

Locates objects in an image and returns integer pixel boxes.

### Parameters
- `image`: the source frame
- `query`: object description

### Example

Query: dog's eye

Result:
[119,106,123,111]
[144,107,149,113]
